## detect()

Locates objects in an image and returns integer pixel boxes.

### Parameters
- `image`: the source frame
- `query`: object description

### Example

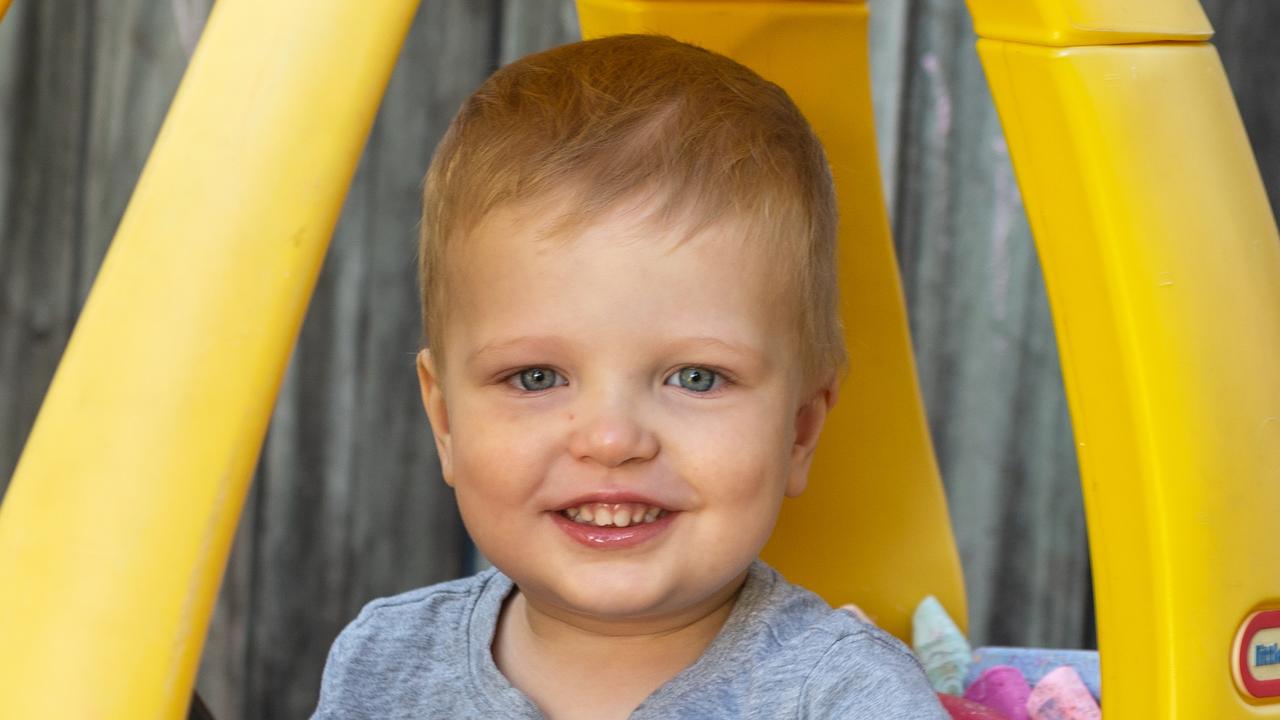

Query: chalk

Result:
[1026,666,1101,720]
[964,665,1031,720]
[968,647,1100,701]
[913,595,972,695]
[937,692,1011,719]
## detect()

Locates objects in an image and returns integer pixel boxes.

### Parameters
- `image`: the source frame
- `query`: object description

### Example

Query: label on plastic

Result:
[1235,608,1280,700]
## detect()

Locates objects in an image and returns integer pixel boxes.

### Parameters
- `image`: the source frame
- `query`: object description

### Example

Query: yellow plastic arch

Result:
[966,0,1211,46]
[970,0,1280,716]
[2,0,1278,717]
[0,1,419,717]
[577,0,969,643]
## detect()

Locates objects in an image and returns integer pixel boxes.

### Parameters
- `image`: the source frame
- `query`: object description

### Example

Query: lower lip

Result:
[551,510,677,549]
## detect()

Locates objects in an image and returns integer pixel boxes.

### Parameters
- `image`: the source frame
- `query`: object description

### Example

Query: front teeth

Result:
[561,502,667,527]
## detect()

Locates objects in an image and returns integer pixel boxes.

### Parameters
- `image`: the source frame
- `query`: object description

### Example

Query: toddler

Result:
[312,33,946,720]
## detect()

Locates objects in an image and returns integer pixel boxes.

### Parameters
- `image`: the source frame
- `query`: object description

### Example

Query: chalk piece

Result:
[937,692,1011,719]
[913,595,972,695]
[964,665,1031,720]
[1027,666,1101,720]
[968,647,1100,701]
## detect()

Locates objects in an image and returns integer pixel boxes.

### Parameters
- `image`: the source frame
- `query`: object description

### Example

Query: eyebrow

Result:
[466,335,764,365]
[669,336,765,361]
[467,335,568,364]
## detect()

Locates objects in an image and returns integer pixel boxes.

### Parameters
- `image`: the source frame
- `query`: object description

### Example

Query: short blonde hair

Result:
[420,34,845,390]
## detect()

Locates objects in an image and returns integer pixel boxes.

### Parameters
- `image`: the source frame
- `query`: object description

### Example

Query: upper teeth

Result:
[562,502,666,527]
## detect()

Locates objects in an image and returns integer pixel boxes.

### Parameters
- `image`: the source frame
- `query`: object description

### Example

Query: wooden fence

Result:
[1,1,1276,717]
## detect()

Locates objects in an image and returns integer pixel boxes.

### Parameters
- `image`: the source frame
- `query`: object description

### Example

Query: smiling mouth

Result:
[559,502,671,528]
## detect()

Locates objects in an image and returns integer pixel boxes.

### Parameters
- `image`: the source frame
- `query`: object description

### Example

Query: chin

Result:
[553,573,674,619]
[573,573,665,607]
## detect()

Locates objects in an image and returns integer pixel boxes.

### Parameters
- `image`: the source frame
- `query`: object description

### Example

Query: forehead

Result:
[444,195,798,368]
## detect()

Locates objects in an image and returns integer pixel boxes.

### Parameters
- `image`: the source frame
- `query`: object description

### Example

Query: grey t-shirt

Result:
[312,560,947,719]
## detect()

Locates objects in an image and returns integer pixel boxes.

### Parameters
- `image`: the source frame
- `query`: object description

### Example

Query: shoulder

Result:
[750,564,947,719]
[797,621,947,719]
[740,562,877,650]
[312,569,508,718]
[337,570,495,649]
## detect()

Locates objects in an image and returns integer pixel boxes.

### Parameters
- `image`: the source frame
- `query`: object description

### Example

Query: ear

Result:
[416,349,455,487]
[785,376,840,498]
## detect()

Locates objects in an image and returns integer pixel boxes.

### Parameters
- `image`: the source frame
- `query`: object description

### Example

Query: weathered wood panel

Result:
[1203,0,1280,224]
[0,0,95,489]
[881,0,1091,648]
[867,0,911,212]
[1,1,1277,718]
[201,3,499,718]
[501,0,581,66]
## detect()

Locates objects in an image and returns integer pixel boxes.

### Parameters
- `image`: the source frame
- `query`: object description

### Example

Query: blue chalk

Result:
[913,596,972,695]
[967,646,1101,701]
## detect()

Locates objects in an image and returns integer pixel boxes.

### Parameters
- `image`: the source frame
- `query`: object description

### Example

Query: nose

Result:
[567,392,659,468]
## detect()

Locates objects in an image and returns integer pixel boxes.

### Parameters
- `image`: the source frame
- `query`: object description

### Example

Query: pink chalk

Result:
[1027,666,1101,720]
[965,665,1031,720]
[938,692,1011,720]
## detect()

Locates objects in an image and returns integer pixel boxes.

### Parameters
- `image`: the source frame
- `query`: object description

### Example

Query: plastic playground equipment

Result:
[0,0,1277,717]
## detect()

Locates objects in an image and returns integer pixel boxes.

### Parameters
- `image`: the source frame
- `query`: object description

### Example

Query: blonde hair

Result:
[420,34,845,391]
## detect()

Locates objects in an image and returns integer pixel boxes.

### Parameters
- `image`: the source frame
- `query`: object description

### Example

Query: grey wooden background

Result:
[1,1,1276,718]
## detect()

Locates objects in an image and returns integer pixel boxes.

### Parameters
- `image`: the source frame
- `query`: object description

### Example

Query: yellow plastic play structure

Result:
[0,0,1277,717]
[575,0,970,644]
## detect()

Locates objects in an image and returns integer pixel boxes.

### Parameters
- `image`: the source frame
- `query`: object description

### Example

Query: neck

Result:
[531,570,746,641]
[492,569,749,718]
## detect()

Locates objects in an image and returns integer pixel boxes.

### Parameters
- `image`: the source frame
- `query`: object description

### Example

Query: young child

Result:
[312,34,946,720]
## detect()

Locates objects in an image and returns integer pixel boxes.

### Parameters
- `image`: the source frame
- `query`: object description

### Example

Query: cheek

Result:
[448,398,562,503]
[681,430,789,567]
[449,412,552,561]
[679,404,793,505]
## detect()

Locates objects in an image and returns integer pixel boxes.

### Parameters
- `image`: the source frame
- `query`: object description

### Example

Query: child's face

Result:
[417,195,834,627]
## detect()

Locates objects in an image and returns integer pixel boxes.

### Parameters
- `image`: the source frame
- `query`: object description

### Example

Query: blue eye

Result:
[667,366,719,393]
[513,367,563,392]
